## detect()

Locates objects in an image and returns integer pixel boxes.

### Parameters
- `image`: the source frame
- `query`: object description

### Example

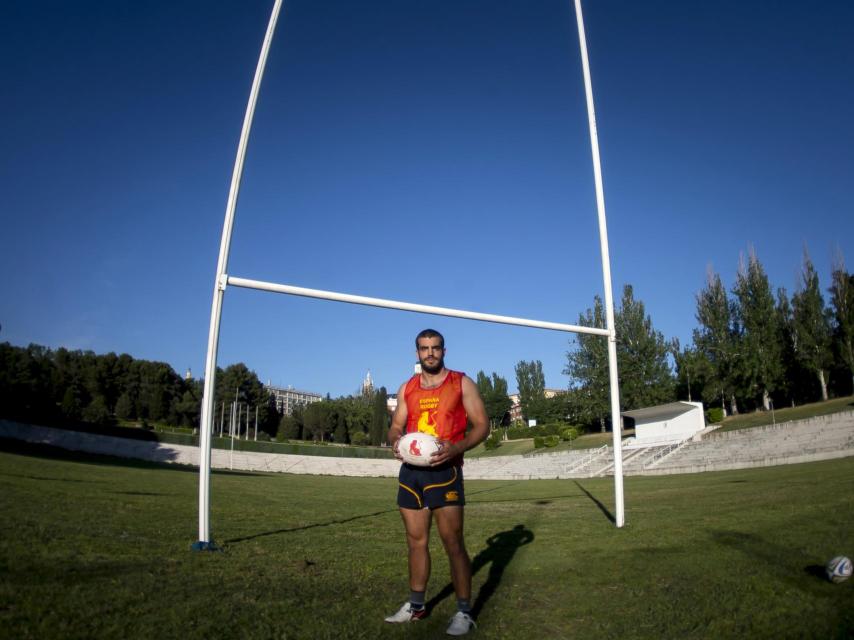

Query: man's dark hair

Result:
[415,328,444,348]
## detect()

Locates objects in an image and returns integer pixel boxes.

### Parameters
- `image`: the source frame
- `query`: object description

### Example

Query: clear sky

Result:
[2,0,852,398]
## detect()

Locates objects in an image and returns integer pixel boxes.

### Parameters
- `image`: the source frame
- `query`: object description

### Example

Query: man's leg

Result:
[434,506,471,601]
[400,507,432,591]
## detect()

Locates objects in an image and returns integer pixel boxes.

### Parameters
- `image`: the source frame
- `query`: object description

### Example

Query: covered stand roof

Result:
[622,401,701,422]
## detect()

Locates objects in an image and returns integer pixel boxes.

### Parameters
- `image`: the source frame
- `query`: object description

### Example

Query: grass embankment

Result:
[50,393,854,462]
[716,395,854,433]
[1,439,851,639]
[467,430,628,458]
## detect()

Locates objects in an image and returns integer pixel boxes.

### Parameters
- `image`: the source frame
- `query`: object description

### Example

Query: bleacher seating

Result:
[3,409,853,478]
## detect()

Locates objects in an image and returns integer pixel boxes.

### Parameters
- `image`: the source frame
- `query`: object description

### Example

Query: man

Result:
[384,329,489,636]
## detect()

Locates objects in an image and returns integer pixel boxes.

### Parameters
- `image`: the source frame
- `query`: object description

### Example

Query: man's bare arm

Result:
[387,382,408,460]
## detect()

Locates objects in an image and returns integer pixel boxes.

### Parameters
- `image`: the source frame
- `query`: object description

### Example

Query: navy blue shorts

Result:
[397,463,465,510]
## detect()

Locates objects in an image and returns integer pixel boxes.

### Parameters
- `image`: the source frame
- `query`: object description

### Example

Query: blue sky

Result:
[2,0,852,398]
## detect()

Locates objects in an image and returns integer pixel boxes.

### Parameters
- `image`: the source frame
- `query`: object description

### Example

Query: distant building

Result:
[385,363,421,415]
[265,384,322,416]
[361,371,374,396]
[508,389,566,423]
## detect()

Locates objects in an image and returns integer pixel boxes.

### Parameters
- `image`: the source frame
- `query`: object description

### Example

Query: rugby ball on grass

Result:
[826,555,852,584]
[398,432,442,466]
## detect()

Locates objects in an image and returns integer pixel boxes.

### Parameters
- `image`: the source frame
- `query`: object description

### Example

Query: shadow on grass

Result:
[223,508,398,544]
[711,530,831,591]
[0,438,260,476]
[426,524,534,618]
[573,480,616,524]
[0,471,106,484]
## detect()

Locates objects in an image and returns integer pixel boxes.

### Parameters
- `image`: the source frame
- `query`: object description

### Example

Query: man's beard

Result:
[419,356,445,375]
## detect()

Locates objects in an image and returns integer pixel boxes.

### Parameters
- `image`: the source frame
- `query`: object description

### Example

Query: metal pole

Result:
[195,0,285,549]
[255,406,259,441]
[227,277,610,337]
[574,0,625,527]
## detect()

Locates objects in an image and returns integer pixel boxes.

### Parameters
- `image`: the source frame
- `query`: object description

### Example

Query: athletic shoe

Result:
[446,611,476,636]
[384,602,427,623]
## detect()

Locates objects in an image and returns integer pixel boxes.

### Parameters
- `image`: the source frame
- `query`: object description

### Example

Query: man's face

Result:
[416,337,445,375]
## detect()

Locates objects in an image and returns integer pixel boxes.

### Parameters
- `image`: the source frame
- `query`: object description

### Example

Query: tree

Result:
[514,360,546,424]
[302,401,331,442]
[773,287,815,406]
[732,249,782,410]
[475,371,512,430]
[566,287,675,430]
[278,406,303,440]
[615,284,675,410]
[829,254,854,395]
[60,385,83,422]
[694,268,740,415]
[369,386,389,446]
[671,341,712,404]
[792,252,833,401]
[82,395,112,426]
[564,296,610,430]
[114,391,134,421]
[332,406,348,443]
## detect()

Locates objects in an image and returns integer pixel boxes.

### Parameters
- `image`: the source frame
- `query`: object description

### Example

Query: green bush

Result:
[484,431,502,451]
[533,436,545,449]
[544,435,560,448]
[560,427,579,442]
[706,407,724,424]
[538,423,565,436]
[349,431,369,446]
[256,432,271,442]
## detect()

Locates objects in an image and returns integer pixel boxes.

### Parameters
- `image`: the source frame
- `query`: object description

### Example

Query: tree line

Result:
[2,249,851,439]
[0,341,393,445]
[563,249,854,430]
[0,344,204,429]
[276,387,390,446]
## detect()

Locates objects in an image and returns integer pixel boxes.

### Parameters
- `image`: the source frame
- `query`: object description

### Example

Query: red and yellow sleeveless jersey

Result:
[404,370,468,445]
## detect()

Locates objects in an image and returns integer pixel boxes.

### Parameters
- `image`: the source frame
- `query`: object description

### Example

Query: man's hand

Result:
[429,439,460,466]
[391,435,404,461]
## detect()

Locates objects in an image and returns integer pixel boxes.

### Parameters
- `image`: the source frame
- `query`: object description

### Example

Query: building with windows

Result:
[265,384,322,415]
[508,389,566,424]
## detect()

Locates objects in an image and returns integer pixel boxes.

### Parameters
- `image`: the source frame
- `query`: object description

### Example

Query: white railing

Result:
[644,439,690,469]
[565,444,609,475]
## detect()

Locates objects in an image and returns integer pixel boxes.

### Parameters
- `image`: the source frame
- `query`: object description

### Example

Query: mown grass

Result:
[1,439,852,639]
[716,395,854,433]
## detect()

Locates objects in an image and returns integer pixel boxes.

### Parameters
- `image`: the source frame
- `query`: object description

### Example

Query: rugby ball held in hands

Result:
[398,432,442,466]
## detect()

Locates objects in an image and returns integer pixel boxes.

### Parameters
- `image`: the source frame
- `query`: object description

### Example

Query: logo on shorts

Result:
[445,490,459,502]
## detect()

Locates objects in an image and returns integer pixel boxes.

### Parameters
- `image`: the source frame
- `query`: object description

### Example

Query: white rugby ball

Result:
[826,555,852,584]
[398,432,441,466]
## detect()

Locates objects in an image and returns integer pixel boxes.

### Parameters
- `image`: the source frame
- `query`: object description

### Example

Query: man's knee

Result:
[406,530,430,551]
[440,530,467,556]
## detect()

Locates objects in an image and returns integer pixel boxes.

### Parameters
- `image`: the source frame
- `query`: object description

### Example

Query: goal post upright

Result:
[194,0,625,548]
[196,0,284,548]
[574,0,625,527]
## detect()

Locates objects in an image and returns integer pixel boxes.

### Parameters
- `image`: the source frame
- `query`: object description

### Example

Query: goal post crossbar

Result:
[227,275,612,337]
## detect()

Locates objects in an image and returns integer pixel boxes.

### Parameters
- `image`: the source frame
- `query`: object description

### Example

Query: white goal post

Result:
[194,0,624,548]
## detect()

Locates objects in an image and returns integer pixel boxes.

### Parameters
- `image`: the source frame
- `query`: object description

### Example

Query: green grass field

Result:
[715,395,854,433]
[1,439,852,639]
